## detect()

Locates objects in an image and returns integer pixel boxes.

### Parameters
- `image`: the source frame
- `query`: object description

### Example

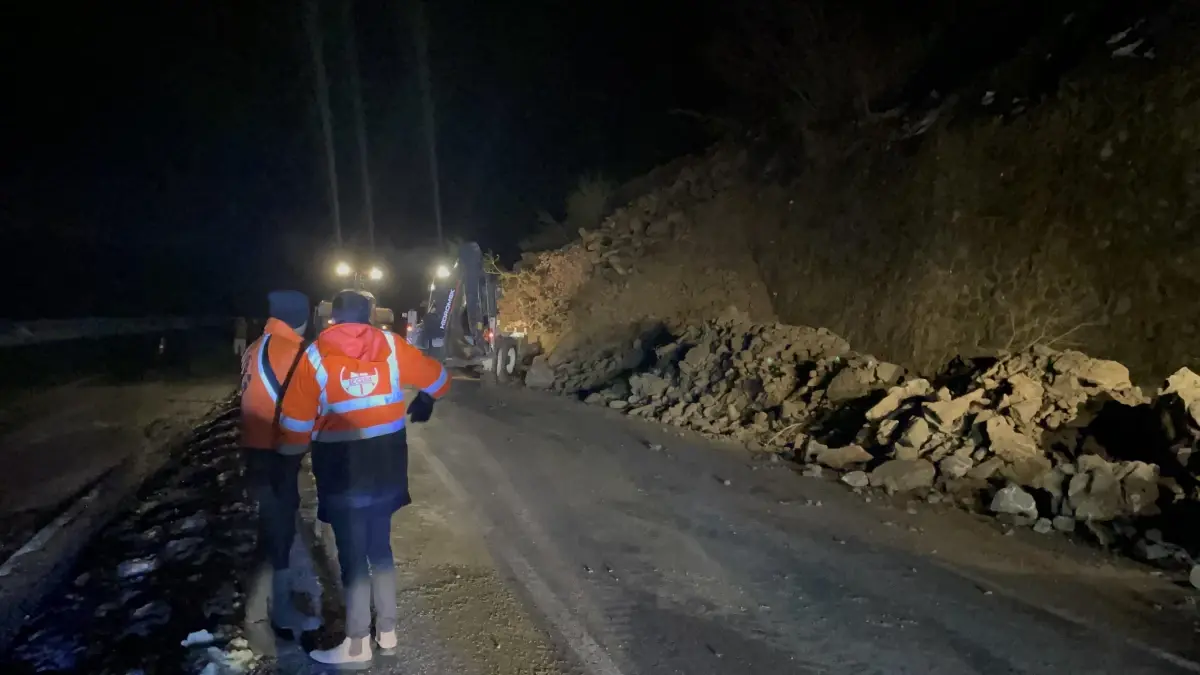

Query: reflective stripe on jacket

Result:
[239,318,314,453]
[305,331,406,442]
[292,328,450,443]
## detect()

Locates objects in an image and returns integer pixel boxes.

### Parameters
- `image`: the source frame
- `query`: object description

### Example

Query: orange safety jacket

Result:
[239,318,313,453]
[286,323,450,446]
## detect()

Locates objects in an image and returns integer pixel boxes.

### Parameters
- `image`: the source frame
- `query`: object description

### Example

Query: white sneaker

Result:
[309,637,373,669]
[375,629,397,652]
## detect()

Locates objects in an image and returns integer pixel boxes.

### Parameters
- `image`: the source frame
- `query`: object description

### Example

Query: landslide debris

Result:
[526,315,1200,575]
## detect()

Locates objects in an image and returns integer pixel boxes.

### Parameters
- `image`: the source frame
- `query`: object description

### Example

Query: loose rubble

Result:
[529,316,1200,577]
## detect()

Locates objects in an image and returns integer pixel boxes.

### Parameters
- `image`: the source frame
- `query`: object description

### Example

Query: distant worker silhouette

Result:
[233,316,248,356]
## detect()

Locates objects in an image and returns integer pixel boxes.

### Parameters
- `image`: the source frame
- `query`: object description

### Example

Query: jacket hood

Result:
[263,318,303,341]
[320,323,392,361]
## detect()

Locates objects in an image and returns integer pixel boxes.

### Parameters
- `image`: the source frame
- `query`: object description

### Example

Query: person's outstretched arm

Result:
[395,339,451,400]
[393,339,449,422]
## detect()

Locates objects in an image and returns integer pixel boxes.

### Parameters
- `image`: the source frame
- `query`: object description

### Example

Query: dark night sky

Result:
[1,0,720,319]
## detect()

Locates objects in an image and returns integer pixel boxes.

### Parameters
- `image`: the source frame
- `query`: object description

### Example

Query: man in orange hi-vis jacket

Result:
[284,290,450,668]
[238,290,320,638]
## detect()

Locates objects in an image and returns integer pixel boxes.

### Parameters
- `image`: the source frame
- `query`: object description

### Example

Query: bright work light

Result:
[335,261,352,277]
[368,266,384,281]
[435,264,451,279]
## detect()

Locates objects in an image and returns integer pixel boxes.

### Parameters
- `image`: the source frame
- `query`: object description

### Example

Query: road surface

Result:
[7,377,1200,674]
[0,331,233,563]
[404,381,1200,675]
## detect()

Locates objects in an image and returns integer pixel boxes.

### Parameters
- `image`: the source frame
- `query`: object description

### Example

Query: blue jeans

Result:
[326,507,397,639]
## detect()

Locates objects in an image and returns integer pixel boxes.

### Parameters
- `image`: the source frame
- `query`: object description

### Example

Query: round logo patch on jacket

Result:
[339,367,380,397]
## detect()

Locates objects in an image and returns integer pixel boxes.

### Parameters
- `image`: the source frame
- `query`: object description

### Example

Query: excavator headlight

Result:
[368,266,384,281]
[335,261,352,277]
[435,264,451,279]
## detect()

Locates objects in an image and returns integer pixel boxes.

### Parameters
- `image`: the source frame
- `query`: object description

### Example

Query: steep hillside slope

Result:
[506,3,1200,383]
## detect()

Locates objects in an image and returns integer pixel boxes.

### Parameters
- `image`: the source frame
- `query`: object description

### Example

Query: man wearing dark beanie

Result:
[239,289,321,638]
[284,290,451,667]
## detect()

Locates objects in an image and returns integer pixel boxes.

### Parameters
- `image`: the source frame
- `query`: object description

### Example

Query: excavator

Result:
[406,241,528,381]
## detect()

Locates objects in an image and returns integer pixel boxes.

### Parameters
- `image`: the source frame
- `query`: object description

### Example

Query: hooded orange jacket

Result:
[286,322,450,443]
[285,322,450,513]
[239,318,313,453]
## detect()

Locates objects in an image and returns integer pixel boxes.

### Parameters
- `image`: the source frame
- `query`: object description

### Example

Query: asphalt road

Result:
[7,373,1200,674]
[399,379,1200,675]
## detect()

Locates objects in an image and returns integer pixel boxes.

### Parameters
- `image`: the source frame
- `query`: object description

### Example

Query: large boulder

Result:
[813,443,873,470]
[938,454,974,479]
[680,342,714,374]
[1162,367,1200,426]
[825,366,877,402]
[525,356,557,389]
[874,362,904,386]
[629,373,670,399]
[896,417,933,456]
[1120,462,1160,517]
[1002,374,1045,426]
[967,456,1006,480]
[923,389,984,432]
[870,459,936,492]
[1069,458,1126,522]
[1052,351,1133,391]
[984,417,1040,461]
[866,379,933,421]
[1000,455,1054,489]
[991,484,1038,519]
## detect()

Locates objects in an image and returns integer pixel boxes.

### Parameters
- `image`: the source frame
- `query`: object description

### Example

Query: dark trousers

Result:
[243,450,303,570]
[326,507,397,638]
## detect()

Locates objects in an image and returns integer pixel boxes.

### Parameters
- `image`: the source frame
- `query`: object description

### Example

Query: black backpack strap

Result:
[273,339,312,437]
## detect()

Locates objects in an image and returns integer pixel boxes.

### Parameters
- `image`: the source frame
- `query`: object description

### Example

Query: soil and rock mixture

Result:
[524,311,1200,589]
[500,145,775,359]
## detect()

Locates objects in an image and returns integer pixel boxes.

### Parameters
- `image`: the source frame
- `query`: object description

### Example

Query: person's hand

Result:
[407,391,435,423]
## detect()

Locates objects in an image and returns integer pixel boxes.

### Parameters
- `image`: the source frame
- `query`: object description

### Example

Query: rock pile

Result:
[529,316,1200,571]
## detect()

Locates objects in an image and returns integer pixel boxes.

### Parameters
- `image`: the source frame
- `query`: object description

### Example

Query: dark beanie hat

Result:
[331,290,372,325]
[267,290,310,329]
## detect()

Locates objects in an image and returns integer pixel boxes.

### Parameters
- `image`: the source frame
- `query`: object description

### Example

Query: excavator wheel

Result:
[493,336,520,384]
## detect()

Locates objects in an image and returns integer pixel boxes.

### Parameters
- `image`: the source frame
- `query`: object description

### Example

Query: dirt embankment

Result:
[498,149,774,361]
[504,5,1200,385]
[750,8,1200,383]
